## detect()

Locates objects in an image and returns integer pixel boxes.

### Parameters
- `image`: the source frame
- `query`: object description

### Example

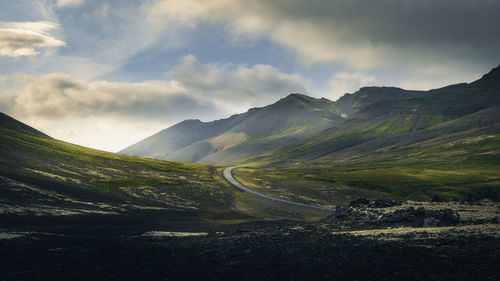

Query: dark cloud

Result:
[148,0,500,70]
[266,0,500,65]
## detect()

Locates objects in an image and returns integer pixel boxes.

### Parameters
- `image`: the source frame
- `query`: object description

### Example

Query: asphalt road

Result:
[223,166,334,212]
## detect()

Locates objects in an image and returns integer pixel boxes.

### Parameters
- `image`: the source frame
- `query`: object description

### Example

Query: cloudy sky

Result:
[1,0,499,152]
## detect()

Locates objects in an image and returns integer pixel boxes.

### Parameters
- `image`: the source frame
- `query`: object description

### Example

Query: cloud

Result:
[329,72,376,99]
[4,55,307,151]
[0,21,65,57]
[10,55,306,120]
[11,73,218,120]
[146,0,500,71]
[168,54,308,110]
[56,0,85,8]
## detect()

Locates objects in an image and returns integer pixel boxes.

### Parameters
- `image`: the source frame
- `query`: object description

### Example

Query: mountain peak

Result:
[278,93,330,104]
[182,118,202,123]
[471,65,500,87]
[286,93,309,98]
[281,93,313,101]
[121,93,343,163]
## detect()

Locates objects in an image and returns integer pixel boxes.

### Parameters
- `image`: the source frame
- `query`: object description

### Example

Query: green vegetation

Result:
[235,162,499,202]
[120,93,344,164]
[0,114,242,221]
[0,112,331,222]
[237,123,500,201]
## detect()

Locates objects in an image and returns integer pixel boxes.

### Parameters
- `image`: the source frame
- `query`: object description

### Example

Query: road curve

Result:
[223,166,334,212]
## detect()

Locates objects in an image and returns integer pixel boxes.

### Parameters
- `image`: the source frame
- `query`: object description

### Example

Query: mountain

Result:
[120,93,344,164]
[333,86,426,118]
[470,65,500,88]
[244,66,500,167]
[123,66,500,166]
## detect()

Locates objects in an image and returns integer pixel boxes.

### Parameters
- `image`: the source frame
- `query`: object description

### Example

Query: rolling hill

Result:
[0,112,334,226]
[0,112,249,224]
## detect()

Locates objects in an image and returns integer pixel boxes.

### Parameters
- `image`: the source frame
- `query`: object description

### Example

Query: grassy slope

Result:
[0,113,236,221]
[235,85,500,201]
[1,113,330,224]
[235,130,500,201]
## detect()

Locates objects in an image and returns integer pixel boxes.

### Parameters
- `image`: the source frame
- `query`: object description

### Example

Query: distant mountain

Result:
[120,94,344,164]
[244,66,500,167]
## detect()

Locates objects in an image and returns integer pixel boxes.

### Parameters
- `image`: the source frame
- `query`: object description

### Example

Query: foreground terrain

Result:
[1,199,498,280]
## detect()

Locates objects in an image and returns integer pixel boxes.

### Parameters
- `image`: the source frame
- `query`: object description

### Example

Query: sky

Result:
[1,0,499,152]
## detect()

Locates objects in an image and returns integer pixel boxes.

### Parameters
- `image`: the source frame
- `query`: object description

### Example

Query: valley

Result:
[1,66,499,280]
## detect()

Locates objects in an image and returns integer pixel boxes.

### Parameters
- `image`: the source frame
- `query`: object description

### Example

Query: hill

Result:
[0,112,242,223]
[120,93,344,164]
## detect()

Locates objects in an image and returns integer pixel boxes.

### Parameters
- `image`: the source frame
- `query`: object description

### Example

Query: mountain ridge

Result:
[120,93,344,163]
[121,65,500,167]
[240,65,500,167]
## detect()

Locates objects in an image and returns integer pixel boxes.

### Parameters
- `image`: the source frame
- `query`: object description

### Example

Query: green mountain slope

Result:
[234,67,500,200]
[0,112,247,223]
[1,113,333,224]
[120,93,344,164]
[245,66,500,167]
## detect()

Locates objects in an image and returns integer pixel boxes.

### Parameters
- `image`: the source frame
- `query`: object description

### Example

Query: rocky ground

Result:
[1,199,498,281]
[323,198,498,230]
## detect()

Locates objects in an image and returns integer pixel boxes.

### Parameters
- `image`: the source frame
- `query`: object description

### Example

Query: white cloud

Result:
[169,54,308,111]
[6,72,221,152]
[11,73,215,120]
[56,0,85,8]
[329,72,376,100]
[0,21,65,57]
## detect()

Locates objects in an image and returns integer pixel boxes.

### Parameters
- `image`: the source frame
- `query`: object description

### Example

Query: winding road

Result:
[223,166,334,212]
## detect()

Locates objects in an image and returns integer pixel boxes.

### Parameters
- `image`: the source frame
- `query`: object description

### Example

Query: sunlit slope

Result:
[0,113,330,222]
[0,112,237,221]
